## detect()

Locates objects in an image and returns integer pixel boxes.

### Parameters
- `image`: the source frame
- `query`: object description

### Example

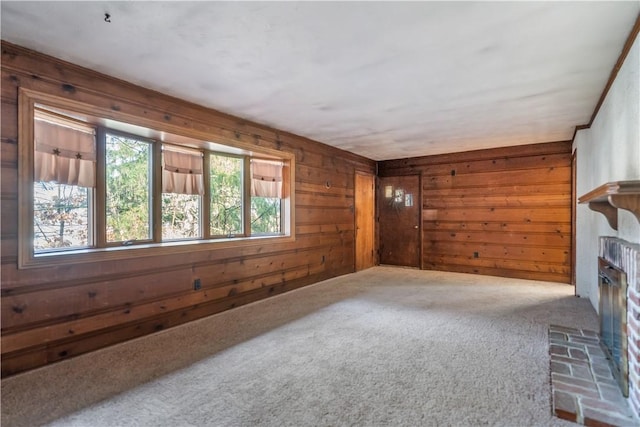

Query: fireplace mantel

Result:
[579,181,640,230]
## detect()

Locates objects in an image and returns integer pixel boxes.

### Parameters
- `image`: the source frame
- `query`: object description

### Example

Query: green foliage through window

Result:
[210,154,243,236]
[251,197,281,234]
[105,133,151,243]
[30,105,288,258]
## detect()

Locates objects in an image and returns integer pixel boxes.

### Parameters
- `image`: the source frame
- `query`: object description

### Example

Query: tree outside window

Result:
[105,133,152,243]
[27,99,290,265]
[210,154,243,236]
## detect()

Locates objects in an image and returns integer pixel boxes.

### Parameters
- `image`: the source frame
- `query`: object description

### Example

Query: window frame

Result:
[18,88,295,269]
[102,128,156,247]
[208,151,246,239]
[160,143,206,242]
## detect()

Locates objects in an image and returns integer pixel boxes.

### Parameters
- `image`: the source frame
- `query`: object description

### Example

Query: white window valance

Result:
[162,146,204,195]
[34,111,96,188]
[251,159,283,198]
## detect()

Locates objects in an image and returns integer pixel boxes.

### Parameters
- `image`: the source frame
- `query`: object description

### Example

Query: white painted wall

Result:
[2,2,639,161]
[574,33,640,311]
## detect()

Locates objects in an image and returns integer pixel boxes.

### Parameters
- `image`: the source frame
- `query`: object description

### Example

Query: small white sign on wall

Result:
[385,185,393,198]
[405,193,413,207]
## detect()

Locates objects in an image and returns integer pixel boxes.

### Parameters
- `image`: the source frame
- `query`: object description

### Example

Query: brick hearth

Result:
[549,325,636,426]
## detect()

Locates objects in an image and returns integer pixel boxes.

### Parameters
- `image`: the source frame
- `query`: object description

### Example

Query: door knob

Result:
[414,225,419,229]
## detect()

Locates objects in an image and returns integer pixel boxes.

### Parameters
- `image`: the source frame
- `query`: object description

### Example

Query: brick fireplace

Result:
[599,236,640,417]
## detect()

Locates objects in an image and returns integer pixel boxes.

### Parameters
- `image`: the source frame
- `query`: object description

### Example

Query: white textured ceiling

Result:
[2,1,638,160]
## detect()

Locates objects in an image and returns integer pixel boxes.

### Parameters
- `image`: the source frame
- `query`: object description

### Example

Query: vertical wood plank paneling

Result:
[0,41,375,377]
[378,142,572,283]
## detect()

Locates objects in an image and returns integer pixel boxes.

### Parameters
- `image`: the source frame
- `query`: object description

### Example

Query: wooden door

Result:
[378,175,421,267]
[355,172,375,271]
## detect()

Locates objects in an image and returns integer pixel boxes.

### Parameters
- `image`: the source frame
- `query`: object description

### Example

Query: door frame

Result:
[419,173,423,269]
[418,173,423,270]
[571,149,577,292]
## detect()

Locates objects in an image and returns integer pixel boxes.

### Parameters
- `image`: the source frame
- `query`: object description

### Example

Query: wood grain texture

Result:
[0,40,574,377]
[0,41,374,377]
[355,172,375,271]
[379,141,572,283]
[378,175,421,268]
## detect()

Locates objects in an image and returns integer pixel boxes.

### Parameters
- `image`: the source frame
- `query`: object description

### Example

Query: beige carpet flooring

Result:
[1,267,598,427]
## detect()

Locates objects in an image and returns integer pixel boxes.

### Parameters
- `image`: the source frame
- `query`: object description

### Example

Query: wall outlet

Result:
[193,278,201,290]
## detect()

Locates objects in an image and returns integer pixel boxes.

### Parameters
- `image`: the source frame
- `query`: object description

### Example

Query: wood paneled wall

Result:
[0,42,375,377]
[378,141,572,283]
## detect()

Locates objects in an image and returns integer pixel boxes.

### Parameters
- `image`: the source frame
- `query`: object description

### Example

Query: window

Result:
[162,145,204,240]
[19,90,293,267]
[105,132,152,244]
[33,109,95,252]
[210,154,243,237]
[250,159,284,235]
